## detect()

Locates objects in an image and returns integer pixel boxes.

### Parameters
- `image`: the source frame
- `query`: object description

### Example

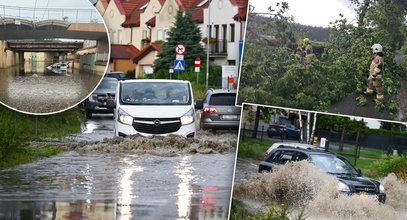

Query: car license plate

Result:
[220,115,239,120]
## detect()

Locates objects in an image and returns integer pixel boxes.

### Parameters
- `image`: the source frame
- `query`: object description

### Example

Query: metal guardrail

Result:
[0,5,102,23]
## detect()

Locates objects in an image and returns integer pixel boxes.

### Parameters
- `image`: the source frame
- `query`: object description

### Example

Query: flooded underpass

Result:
[233,160,407,220]
[0,62,103,113]
[0,114,238,219]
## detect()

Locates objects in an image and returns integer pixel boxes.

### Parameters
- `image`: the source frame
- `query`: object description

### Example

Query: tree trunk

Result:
[299,111,303,143]
[357,0,371,27]
[252,106,262,138]
[306,112,311,144]
[310,112,317,144]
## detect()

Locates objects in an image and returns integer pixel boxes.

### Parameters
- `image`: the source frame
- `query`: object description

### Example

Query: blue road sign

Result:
[174,60,185,71]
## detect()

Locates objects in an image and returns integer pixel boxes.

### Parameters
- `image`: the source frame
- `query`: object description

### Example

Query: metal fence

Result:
[0,5,102,23]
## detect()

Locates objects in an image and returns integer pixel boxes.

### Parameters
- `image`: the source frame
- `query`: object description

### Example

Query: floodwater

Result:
[233,160,407,219]
[0,115,238,219]
[0,61,103,113]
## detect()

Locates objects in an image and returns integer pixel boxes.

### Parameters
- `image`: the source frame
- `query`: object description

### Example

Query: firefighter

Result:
[364,43,384,102]
[303,38,314,64]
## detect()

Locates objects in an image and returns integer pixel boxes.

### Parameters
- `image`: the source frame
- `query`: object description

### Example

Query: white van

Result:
[108,79,196,138]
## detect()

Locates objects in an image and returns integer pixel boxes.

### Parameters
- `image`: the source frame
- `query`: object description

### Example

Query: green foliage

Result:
[230,199,307,220]
[371,154,407,180]
[154,10,206,71]
[356,95,367,106]
[316,114,367,134]
[238,2,407,114]
[365,128,407,137]
[126,69,135,79]
[237,136,278,161]
[0,109,25,159]
[0,145,66,168]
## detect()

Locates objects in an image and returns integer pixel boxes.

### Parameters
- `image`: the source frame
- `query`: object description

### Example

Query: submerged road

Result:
[0,114,238,219]
[0,62,103,113]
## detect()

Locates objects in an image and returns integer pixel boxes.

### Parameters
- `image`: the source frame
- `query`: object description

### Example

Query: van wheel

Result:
[85,111,92,119]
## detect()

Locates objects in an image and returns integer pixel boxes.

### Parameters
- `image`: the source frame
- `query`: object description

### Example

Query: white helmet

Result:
[371,44,383,53]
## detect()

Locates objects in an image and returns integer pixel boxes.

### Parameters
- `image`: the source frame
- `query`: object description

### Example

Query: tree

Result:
[154,10,206,71]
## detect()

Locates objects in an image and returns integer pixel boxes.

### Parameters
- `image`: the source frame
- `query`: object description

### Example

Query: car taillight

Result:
[203,107,217,113]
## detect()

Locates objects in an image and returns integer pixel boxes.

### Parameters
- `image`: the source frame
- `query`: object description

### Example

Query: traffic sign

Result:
[174,60,185,71]
[176,55,184,60]
[194,58,201,67]
[195,67,200,72]
[175,44,186,55]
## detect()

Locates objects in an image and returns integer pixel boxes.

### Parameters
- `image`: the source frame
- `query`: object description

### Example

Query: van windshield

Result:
[120,82,191,105]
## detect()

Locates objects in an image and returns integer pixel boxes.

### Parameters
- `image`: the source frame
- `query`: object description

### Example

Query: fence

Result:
[0,5,102,23]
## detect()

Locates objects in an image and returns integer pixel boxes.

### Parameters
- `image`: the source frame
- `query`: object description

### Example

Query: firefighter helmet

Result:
[371,44,383,53]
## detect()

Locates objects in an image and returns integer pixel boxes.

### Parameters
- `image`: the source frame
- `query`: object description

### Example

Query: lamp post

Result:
[205,0,211,91]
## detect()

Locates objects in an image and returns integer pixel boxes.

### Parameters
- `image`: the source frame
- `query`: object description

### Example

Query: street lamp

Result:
[206,0,211,91]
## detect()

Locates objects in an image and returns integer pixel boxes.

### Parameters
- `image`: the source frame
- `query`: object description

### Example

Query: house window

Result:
[230,24,235,42]
[143,29,148,39]
[142,65,154,75]
[157,29,163,41]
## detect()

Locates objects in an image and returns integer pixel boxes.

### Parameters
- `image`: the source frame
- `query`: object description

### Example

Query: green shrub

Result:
[371,154,407,180]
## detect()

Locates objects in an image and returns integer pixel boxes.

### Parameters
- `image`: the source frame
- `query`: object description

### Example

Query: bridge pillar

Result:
[0,40,22,69]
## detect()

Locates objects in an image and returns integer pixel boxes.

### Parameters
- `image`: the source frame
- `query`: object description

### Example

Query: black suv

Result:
[267,123,300,139]
[195,89,241,130]
[258,145,386,203]
[84,77,118,119]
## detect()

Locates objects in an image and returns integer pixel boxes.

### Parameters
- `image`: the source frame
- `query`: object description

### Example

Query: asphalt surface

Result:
[0,113,238,220]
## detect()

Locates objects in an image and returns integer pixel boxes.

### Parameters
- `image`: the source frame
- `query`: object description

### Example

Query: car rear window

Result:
[209,93,236,105]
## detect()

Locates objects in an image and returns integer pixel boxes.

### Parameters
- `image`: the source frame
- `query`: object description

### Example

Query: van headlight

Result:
[338,181,350,192]
[118,108,133,125]
[379,184,385,193]
[180,109,194,125]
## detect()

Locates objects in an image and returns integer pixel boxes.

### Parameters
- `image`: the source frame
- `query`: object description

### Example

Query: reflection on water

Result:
[0,152,234,219]
[0,62,103,113]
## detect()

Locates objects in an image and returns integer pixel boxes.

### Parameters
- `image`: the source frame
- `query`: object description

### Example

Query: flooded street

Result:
[0,114,237,219]
[0,62,103,113]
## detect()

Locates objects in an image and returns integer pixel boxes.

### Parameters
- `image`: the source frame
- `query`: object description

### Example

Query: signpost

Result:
[195,58,201,85]
[174,44,186,79]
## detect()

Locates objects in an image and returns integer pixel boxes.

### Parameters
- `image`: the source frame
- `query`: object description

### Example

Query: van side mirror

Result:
[107,99,116,109]
[195,100,203,109]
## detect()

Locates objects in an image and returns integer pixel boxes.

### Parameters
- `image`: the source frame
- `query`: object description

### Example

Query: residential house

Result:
[110,44,140,72]
[203,0,248,66]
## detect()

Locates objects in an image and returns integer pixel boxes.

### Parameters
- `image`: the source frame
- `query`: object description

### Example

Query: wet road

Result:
[0,114,237,219]
[0,62,103,114]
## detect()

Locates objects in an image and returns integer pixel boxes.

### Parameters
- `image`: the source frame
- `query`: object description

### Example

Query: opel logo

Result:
[154,119,160,126]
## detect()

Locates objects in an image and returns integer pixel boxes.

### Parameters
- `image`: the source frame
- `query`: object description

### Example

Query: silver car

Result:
[195,89,241,131]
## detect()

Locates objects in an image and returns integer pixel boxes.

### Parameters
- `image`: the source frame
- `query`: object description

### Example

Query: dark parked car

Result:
[267,123,300,139]
[105,72,128,80]
[84,77,118,119]
[195,89,241,130]
[258,143,386,203]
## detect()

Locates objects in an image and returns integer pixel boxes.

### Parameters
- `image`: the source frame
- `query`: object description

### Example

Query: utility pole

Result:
[205,0,211,91]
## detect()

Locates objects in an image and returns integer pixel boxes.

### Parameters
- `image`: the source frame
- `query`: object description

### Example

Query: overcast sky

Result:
[0,0,94,9]
[250,0,357,27]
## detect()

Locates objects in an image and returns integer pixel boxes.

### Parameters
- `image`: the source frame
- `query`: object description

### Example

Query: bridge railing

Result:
[0,5,103,23]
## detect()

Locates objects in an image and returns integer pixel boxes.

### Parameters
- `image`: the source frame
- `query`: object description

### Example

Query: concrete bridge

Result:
[0,19,107,40]
[6,41,84,52]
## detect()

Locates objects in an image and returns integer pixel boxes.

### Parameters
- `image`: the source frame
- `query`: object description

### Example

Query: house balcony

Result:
[205,39,228,57]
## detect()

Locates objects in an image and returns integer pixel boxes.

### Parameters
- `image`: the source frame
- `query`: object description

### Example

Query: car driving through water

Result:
[108,79,196,138]
[258,143,386,203]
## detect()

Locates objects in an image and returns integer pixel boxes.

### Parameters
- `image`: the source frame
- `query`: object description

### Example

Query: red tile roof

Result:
[158,0,166,5]
[99,0,110,9]
[175,0,209,23]
[131,42,163,64]
[231,0,248,20]
[120,0,150,27]
[146,16,156,26]
[110,44,140,60]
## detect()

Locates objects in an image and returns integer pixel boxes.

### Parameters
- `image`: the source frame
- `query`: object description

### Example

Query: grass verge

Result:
[237,136,278,161]
[0,145,67,167]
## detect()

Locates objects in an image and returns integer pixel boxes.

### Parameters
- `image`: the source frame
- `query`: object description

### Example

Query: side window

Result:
[266,150,282,163]
[277,151,295,164]
[293,152,308,161]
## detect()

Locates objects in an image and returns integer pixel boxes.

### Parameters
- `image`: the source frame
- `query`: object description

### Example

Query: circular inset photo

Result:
[0,0,109,114]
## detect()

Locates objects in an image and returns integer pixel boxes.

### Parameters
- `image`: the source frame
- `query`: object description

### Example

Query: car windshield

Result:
[120,82,191,105]
[310,154,358,175]
[98,79,118,90]
[209,93,236,105]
